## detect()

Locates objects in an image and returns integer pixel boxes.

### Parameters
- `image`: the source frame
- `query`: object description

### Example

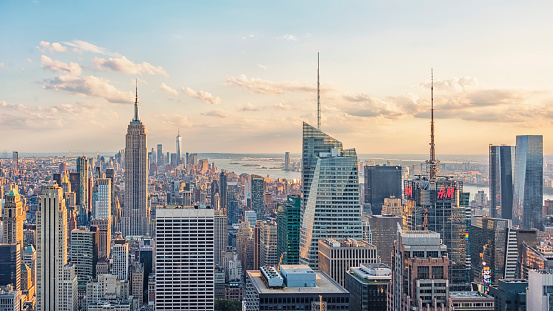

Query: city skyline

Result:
[2,1,553,154]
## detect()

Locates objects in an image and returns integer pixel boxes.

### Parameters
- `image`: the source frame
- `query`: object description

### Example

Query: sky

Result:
[2,1,553,155]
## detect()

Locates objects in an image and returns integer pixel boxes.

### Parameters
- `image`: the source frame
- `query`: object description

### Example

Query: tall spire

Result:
[426,68,440,180]
[134,79,139,121]
[317,52,321,129]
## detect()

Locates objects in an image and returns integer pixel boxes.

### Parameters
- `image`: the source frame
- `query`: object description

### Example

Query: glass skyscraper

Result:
[364,165,402,215]
[513,135,543,230]
[489,145,515,219]
[299,122,362,268]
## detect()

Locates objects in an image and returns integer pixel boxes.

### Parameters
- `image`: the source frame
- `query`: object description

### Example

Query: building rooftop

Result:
[449,291,494,300]
[321,238,374,248]
[247,270,348,295]
[280,265,313,275]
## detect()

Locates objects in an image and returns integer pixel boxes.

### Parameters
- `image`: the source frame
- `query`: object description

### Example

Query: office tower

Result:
[37,185,77,311]
[90,218,111,259]
[449,292,495,310]
[318,238,378,287]
[470,217,514,285]
[59,162,67,174]
[345,263,391,311]
[76,156,89,227]
[245,211,257,229]
[527,269,553,310]
[219,171,228,209]
[156,144,163,166]
[130,262,144,305]
[112,237,129,281]
[170,153,177,167]
[487,279,527,311]
[71,227,99,283]
[12,151,18,174]
[0,285,22,311]
[284,152,290,171]
[2,187,24,247]
[300,122,362,269]
[156,206,214,310]
[139,238,154,303]
[176,130,182,166]
[214,213,228,266]
[366,215,402,266]
[381,196,402,216]
[122,87,149,237]
[253,221,261,270]
[85,274,129,307]
[277,195,301,265]
[0,244,21,290]
[364,165,402,215]
[390,226,449,311]
[489,145,515,219]
[95,258,110,276]
[23,245,36,294]
[94,178,111,219]
[251,175,265,220]
[513,135,543,230]
[259,220,278,267]
[244,265,350,311]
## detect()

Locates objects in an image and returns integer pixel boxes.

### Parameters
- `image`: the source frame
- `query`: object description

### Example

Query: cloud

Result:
[238,103,260,112]
[93,56,168,77]
[160,83,179,96]
[279,34,298,41]
[242,34,255,40]
[27,58,32,63]
[63,40,118,56]
[41,55,82,76]
[420,76,479,92]
[37,41,67,52]
[0,63,3,68]
[258,64,267,70]
[181,87,221,105]
[272,102,296,110]
[44,75,133,103]
[201,110,231,118]
[225,74,315,95]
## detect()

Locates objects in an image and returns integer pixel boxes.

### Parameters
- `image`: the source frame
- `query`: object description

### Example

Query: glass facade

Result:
[276,195,301,264]
[513,135,543,230]
[364,165,402,215]
[299,122,362,268]
[489,145,515,219]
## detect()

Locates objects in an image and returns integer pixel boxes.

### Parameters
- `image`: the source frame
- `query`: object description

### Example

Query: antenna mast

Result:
[426,68,439,180]
[134,79,139,121]
[317,52,321,129]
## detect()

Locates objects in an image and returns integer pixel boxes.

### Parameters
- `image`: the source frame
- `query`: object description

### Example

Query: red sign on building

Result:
[437,187,455,199]
[404,185,413,197]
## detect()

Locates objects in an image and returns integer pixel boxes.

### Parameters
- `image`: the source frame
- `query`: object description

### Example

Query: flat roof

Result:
[449,291,493,300]
[280,265,313,274]
[247,270,348,295]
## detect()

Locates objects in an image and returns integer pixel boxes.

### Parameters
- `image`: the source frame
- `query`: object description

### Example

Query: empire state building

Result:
[122,85,149,237]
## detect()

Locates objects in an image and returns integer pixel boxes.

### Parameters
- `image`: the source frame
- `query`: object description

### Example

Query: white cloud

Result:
[44,75,134,104]
[238,103,260,112]
[63,40,119,56]
[258,64,267,70]
[201,110,231,118]
[0,63,4,68]
[160,83,179,96]
[41,55,82,76]
[279,34,298,41]
[242,34,255,40]
[37,41,67,52]
[94,56,168,77]
[225,74,315,95]
[27,58,32,63]
[182,87,221,105]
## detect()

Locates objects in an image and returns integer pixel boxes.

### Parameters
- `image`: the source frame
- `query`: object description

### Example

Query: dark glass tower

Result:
[489,145,515,219]
[251,175,265,220]
[513,135,543,230]
[276,195,301,264]
[364,165,402,215]
[76,156,89,227]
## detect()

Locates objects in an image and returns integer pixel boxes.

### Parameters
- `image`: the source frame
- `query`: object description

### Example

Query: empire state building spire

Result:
[134,79,139,121]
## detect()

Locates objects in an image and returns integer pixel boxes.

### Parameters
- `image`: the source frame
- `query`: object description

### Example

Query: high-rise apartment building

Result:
[364,165,402,215]
[90,218,111,259]
[122,88,149,237]
[299,122,362,269]
[513,135,543,230]
[176,130,182,166]
[112,237,129,281]
[251,175,265,220]
[318,238,379,287]
[155,206,214,310]
[489,145,515,219]
[277,195,301,264]
[36,185,78,311]
[2,187,24,247]
[71,227,99,283]
[259,220,278,267]
[390,226,449,311]
[76,156,89,227]
[94,178,111,219]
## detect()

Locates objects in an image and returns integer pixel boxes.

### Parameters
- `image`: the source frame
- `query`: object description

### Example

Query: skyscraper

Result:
[76,156,89,227]
[122,85,149,237]
[176,130,182,166]
[489,145,515,219]
[299,122,363,269]
[112,237,129,281]
[12,151,18,174]
[284,152,290,171]
[94,178,111,219]
[36,185,78,311]
[71,227,99,284]
[214,213,228,266]
[364,165,402,215]
[156,144,163,166]
[251,175,265,220]
[277,195,301,265]
[2,186,24,247]
[156,206,214,310]
[513,135,543,230]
